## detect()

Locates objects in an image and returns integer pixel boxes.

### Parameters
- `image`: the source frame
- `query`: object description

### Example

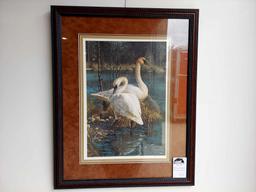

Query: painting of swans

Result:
[93,76,143,125]
[79,35,171,163]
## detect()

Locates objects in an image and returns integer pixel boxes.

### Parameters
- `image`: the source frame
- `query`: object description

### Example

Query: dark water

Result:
[87,70,167,156]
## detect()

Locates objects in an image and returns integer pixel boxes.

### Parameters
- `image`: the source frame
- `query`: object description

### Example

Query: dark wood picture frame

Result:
[51,5,198,189]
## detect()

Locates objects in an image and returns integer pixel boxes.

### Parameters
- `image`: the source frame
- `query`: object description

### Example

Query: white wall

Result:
[1,0,256,191]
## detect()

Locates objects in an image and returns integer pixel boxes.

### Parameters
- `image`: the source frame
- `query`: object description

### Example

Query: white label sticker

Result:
[173,157,187,178]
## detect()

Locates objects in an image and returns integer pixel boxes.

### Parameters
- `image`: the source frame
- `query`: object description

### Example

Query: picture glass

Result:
[79,19,189,164]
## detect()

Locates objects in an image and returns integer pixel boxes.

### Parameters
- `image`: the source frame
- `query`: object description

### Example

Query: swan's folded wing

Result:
[111,93,143,125]
[90,88,113,102]
[125,84,144,100]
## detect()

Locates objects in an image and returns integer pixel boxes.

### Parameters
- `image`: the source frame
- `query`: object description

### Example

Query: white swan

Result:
[91,57,148,102]
[110,77,143,125]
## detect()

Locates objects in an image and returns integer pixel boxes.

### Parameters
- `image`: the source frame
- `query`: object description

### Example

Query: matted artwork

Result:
[79,35,170,163]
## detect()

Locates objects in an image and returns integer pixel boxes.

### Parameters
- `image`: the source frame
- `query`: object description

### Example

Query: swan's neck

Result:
[116,78,128,94]
[135,63,148,98]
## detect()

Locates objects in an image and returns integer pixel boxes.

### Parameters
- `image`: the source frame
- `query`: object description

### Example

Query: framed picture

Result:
[51,6,198,188]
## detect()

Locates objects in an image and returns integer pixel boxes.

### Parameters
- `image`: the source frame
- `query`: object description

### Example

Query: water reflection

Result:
[87,71,166,157]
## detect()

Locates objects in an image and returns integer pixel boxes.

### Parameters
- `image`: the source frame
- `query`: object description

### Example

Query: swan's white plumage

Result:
[110,93,143,125]
[91,89,113,102]
[91,76,143,125]
[125,84,146,100]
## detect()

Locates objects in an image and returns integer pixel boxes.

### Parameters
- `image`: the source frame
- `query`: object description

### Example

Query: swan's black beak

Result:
[113,85,117,94]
